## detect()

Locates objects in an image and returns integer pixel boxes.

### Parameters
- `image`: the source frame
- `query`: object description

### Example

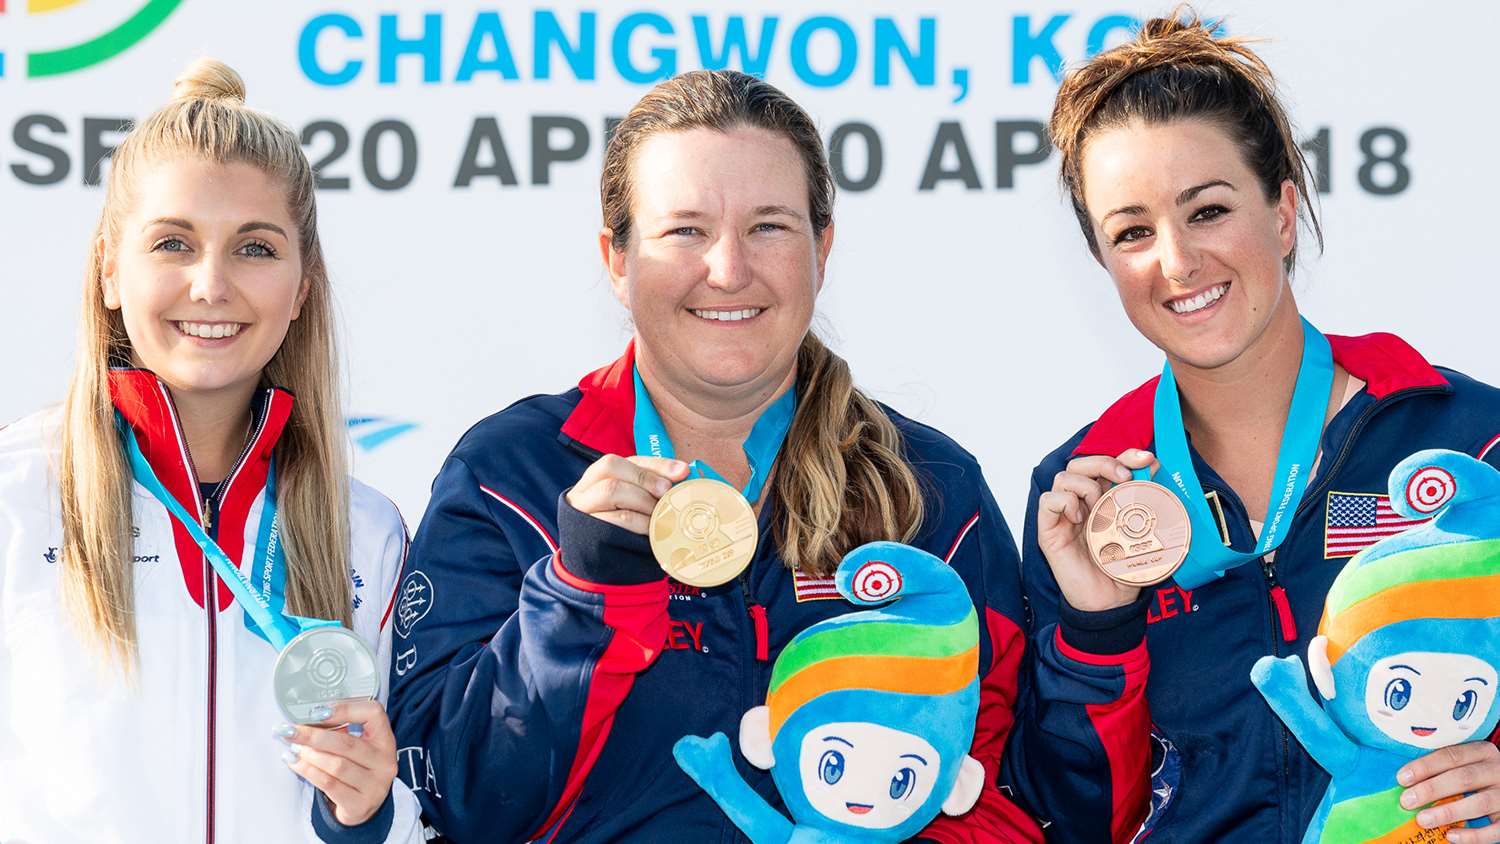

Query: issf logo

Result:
[0,0,181,79]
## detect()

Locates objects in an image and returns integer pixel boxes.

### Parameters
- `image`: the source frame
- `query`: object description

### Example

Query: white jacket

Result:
[0,371,424,844]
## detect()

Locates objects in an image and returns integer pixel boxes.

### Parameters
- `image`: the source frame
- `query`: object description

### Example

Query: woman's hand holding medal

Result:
[1038,449,1160,612]
[567,455,692,534]
[277,699,400,826]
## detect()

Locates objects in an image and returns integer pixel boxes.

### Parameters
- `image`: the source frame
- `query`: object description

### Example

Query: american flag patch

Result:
[792,568,841,602]
[1324,492,1430,558]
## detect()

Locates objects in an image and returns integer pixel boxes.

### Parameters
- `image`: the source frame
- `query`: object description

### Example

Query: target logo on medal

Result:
[850,560,902,602]
[649,478,759,588]
[1404,466,1456,514]
[1086,479,1191,587]
[0,0,181,80]
[273,626,379,723]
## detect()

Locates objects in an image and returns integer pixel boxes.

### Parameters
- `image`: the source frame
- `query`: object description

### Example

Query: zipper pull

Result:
[201,502,213,533]
[748,604,769,662]
[1268,583,1297,642]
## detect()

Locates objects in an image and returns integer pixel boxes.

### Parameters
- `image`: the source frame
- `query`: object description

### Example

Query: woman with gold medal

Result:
[385,71,1152,842]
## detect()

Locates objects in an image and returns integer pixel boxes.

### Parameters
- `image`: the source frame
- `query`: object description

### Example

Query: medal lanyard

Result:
[632,366,797,504]
[1148,317,1334,589]
[118,415,336,650]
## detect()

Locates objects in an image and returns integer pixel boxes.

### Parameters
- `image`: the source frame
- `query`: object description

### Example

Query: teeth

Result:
[692,308,762,322]
[1169,283,1227,314]
[177,321,243,339]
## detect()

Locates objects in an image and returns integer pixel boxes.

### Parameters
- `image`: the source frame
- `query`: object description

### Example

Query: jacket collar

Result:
[1073,332,1450,458]
[559,341,638,457]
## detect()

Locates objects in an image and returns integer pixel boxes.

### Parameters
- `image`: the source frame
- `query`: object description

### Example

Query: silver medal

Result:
[273,626,379,723]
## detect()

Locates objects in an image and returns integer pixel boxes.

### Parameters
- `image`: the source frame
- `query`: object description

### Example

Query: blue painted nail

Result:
[281,749,299,766]
[310,705,333,721]
[347,723,364,738]
[273,724,296,741]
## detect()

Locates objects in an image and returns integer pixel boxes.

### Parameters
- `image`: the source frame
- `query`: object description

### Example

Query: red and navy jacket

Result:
[385,344,1151,843]
[1021,333,1500,844]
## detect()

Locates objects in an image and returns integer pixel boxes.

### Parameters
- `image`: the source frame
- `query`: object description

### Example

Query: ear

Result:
[99,234,122,310]
[813,221,834,293]
[1308,635,1336,701]
[1275,178,1298,260]
[600,228,630,308]
[940,755,985,816]
[738,706,774,770]
[290,275,312,321]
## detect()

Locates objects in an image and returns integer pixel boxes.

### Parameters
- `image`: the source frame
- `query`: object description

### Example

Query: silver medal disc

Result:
[273,626,379,724]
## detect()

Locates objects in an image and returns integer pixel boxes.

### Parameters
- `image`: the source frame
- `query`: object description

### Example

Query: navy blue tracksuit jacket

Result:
[1022,332,1500,843]
[384,344,1152,843]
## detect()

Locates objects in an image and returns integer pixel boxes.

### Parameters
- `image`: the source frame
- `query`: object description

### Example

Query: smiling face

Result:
[1363,651,1499,749]
[796,721,940,830]
[101,158,307,402]
[1079,118,1299,372]
[602,126,832,395]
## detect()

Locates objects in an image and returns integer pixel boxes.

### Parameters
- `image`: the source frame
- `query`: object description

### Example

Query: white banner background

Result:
[2,1,1495,530]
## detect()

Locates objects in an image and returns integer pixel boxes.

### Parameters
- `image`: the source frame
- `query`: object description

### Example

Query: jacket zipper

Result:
[163,389,271,844]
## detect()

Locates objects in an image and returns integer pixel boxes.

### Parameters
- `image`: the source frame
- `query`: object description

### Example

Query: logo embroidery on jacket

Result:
[1145,585,1197,625]
[395,570,434,639]
[1324,492,1431,559]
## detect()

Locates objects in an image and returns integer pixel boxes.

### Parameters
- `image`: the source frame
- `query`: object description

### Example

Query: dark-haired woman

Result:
[385,71,1151,843]
[1027,13,1500,844]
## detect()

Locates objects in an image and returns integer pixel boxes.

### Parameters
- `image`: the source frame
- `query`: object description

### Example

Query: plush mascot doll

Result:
[1251,449,1500,843]
[673,541,987,843]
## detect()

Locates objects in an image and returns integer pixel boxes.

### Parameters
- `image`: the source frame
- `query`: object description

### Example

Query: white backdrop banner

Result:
[2,0,1494,528]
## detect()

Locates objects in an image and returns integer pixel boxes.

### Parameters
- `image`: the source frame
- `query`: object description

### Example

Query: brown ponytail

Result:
[601,70,923,575]
[1049,6,1321,274]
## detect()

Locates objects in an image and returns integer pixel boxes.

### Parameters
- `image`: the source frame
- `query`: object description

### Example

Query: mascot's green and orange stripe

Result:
[766,609,979,737]
[1319,538,1500,663]
[1320,785,1461,843]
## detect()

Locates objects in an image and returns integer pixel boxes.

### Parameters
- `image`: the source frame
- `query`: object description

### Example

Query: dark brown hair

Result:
[1049,8,1321,274]
[600,70,922,575]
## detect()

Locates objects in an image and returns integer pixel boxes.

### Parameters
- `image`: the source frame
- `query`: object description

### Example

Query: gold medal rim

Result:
[648,477,757,588]
[1084,479,1192,587]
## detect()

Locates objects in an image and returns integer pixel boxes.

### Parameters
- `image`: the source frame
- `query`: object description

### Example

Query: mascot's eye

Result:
[1385,678,1412,711]
[819,750,845,785]
[1453,689,1478,721]
[889,767,917,800]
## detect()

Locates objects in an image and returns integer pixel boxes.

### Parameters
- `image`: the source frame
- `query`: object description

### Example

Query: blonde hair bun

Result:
[171,58,246,104]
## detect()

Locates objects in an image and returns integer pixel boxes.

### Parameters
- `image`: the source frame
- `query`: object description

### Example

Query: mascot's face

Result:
[797,722,941,830]
[1362,651,1498,749]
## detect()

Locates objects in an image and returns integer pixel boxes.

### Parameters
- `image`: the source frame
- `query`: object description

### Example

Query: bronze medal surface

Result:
[648,478,758,588]
[1085,480,1191,587]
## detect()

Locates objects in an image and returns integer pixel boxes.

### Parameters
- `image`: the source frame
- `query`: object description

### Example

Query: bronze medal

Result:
[1085,480,1191,587]
[648,478,758,588]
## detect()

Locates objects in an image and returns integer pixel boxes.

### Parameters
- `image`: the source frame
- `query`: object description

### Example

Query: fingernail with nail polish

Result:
[310,705,332,721]
[347,724,364,737]
[273,724,296,741]
[281,749,299,766]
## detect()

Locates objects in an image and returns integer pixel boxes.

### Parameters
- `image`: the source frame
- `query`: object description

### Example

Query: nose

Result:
[703,233,752,293]
[1156,224,1202,288]
[188,252,234,305]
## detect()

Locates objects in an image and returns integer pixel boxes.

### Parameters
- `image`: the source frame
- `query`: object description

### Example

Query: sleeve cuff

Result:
[1058,588,1152,656]
[311,789,394,844]
[556,490,663,586]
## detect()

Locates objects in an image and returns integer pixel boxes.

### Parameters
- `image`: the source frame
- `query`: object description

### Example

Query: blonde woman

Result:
[0,60,422,842]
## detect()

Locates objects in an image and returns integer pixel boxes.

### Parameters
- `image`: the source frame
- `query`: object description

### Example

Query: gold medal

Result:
[1085,480,1192,587]
[648,478,758,587]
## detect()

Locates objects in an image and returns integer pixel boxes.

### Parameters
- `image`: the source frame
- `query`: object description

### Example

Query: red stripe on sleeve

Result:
[1054,627,1152,842]
[917,608,1044,843]
[527,556,670,838]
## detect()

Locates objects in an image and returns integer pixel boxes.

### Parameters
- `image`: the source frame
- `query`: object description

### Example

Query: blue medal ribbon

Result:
[632,366,796,504]
[118,415,336,651]
[1146,317,1334,589]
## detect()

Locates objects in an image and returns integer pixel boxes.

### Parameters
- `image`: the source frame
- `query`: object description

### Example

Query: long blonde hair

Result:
[59,59,351,668]
[601,70,924,575]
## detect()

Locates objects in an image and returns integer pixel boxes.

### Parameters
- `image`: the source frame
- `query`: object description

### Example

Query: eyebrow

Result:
[899,753,929,767]
[821,736,854,748]
[1391,664,1421,675]
[754,204,802,219]
[238,221,288,238]
[1099,180,1237,228]
[145,217,193,231]
[1466,677,1490,686]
